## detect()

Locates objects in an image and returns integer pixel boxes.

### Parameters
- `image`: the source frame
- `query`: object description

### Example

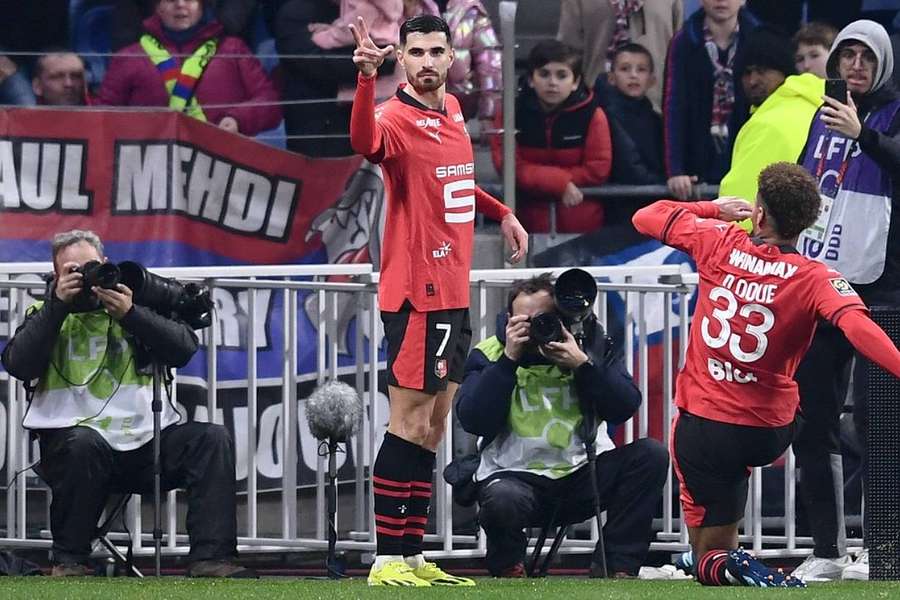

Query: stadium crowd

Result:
[2,0,900,586]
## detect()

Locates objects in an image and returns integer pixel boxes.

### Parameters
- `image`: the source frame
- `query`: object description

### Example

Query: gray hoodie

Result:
[826,19,895,95]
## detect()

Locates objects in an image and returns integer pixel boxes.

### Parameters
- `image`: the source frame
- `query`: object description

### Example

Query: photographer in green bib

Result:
[455,271,668,578]
[1,230,252,578]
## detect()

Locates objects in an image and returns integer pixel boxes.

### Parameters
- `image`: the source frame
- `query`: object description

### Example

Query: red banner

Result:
[0,108,363,265]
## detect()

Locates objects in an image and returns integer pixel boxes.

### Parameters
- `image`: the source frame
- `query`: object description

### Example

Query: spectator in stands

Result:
[100,0,261,50]
[557,0,683,111]
[276,0,401,156]
[602,43,664,186]
[792,19,900,583]
[719,28,817,214]
[403,0,501,125]
[793,22,837,78]
[600,43,664,225]
[0,1,68,104]
[0,55,35,105]
[663,0,759,200]
[32,51,89,106]
[98,0,281,136]
[456,273,668,578]
[490,40,612,234]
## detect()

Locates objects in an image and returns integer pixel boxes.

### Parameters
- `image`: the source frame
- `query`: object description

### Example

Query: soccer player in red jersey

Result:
[633,162,900,587]
[348,14,528,586]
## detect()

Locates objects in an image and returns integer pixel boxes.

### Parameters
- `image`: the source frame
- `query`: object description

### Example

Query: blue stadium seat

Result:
[72,4,113,89]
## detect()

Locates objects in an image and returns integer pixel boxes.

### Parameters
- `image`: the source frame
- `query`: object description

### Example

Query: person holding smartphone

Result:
[791,19,900,583]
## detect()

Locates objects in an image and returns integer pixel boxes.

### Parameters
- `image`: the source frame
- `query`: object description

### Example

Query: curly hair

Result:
[757,162,821,240]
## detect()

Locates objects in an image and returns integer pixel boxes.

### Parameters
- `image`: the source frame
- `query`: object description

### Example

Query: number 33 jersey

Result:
[664,205,865,427]
[366,89,481,313]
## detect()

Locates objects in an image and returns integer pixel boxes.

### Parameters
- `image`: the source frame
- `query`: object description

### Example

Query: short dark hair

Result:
[507,273,555,314]
[757,162,821,240]
[527,40,582,81]
[793,21,837,51]
[400,14,451,46]
[610,42,654,72]
[33,48,85,79]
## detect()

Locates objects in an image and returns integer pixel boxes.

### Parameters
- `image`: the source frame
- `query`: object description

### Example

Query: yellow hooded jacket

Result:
[719,72,825,231]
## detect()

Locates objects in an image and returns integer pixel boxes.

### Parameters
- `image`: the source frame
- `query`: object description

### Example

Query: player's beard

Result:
[408,69,446,94]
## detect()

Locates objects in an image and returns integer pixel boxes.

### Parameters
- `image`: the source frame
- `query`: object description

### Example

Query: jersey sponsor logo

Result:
[435,163,474,178]
[829,277,856,296]
[452,113,464,123]
[417,117,442,144]
[432,241,452,259]
[727,249,799,279]
[435,358,448,379]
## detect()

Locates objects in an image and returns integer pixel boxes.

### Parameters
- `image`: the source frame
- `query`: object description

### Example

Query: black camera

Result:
[118,261,214,330]
[530,312,564,345]
[76,260,121,292]
[529,268,598,347]
[69,260,121,310]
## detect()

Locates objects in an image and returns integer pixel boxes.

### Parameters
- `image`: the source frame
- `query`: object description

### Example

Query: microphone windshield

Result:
[306,380,362,442]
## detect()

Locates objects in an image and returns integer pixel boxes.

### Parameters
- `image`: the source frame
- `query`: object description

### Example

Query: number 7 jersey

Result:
[634,201,867,427]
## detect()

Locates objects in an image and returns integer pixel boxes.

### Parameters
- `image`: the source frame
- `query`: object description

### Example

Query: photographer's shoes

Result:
[187,559,257,578]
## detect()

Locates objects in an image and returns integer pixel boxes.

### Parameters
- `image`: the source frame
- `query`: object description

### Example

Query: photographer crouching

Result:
[1,230,252,578]
[456,272,668,577]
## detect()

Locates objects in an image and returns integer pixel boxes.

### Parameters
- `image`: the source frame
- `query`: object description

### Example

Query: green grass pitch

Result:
[1,577,900,599]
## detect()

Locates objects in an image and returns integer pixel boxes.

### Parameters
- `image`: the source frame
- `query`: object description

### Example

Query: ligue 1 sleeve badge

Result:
[435,358,448,379]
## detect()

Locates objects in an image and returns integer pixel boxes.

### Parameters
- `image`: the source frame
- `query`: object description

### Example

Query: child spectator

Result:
[601,42,664,225]
[603,43,664,185]
[662,0,759,199]
[491,40,612,234]
[792,22,837,78]
[403,0,501,125]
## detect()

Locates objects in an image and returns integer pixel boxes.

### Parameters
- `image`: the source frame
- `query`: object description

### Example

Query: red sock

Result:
[696,549,733,586]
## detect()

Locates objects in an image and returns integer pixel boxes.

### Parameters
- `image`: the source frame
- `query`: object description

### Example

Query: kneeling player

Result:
[633,162,900,587]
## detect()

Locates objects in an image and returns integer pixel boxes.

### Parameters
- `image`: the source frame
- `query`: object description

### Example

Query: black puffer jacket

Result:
[2,293,198,382]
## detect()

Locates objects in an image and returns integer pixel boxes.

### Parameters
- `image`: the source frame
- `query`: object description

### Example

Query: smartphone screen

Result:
[825,78,848,102]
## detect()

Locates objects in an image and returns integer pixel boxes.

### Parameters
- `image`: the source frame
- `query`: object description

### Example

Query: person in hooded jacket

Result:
[97,0,281,136]
[791,20,900,583]
[490,40,612,235]
[718,27,822,226]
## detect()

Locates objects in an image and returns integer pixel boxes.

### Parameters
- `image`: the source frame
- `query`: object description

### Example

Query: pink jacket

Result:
[312,0,403,49]
[408,0,502,120]
[97,15,282,135]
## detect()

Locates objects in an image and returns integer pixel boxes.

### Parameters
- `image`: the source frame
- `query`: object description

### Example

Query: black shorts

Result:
[672,410,795,527]
[381,301,471,394]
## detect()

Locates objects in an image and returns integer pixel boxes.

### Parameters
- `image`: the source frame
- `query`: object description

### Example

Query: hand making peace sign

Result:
[349,16,395,78]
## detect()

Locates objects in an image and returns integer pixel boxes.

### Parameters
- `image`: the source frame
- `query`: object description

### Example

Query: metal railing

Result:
[0,262,863,562]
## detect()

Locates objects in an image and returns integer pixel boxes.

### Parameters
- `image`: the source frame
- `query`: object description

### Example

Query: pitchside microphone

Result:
[306,380,362,443]
[306,380,361,579]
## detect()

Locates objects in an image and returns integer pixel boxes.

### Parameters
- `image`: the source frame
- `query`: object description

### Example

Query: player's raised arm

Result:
[473,186,528,263]
[835,309,900,379]
[632,197,752,255]
[349,16,394,156]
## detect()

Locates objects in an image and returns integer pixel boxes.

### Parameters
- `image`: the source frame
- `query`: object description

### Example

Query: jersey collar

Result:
[751,236,799,255]
[396,86,447,116]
